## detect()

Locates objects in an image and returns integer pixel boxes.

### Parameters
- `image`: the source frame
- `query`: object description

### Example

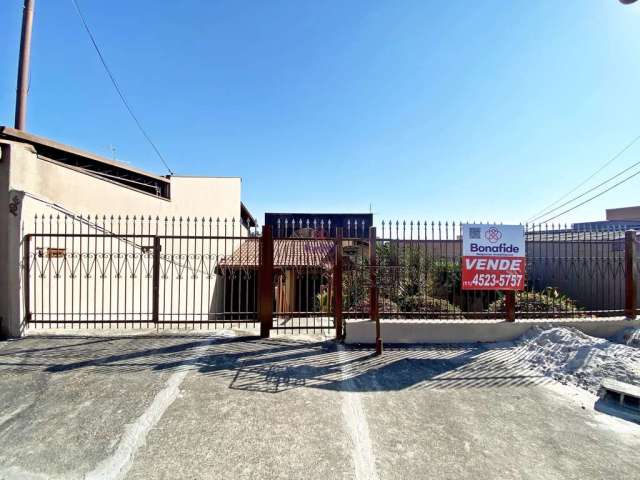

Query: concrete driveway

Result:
[0,332,638,480]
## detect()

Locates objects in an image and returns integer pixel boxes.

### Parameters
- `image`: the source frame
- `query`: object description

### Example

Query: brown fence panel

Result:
[269,236,335,334]
[23,214,634,332]
[339,220,629,321]
[24,214,260,330]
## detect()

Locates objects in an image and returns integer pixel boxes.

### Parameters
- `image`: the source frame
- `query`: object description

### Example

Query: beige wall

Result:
[1,140,246,336]
[8,143,242,219]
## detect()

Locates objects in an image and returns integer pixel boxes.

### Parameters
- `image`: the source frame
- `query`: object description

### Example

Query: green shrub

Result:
[396,294,462,317]
[347,294,461,318]
[351,297,399,313]
[429,260,461,297]
[488,287,578,314]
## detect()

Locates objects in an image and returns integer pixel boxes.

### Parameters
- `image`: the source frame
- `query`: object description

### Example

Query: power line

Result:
[528,155,640,223]
[539,166,640,223]
[526,133,640,223]
[70,0,174,175]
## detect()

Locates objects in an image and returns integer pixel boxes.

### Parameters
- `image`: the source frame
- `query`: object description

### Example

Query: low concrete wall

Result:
[345,317,640,344]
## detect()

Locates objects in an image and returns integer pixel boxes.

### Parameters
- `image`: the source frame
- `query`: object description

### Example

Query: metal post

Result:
[625,230,637,319]
[505,290,516,322]
[334,227,343,340]
[152,236,161,323]
[259,225,274,338]
[369,227,382,355]
[15,0,35,130]
[23,234,32,324]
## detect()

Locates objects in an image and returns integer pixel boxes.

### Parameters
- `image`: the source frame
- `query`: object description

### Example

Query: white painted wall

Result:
[345,318,640,344]
[7,142,242,219]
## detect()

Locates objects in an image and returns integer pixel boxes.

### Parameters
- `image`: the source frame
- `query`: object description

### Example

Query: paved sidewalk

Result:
[0,333,638,479]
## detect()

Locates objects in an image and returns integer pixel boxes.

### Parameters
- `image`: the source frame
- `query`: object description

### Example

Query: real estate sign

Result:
[461,224,525,290]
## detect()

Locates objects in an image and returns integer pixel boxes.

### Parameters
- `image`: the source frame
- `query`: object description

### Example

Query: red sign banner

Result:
[461,256,525,290]
[461,224,525,291]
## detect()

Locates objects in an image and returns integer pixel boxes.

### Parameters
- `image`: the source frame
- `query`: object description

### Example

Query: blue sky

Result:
[2,0,640,225]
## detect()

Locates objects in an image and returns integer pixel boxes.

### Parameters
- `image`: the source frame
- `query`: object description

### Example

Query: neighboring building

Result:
[0,127,255,336]
[573,206,640,232]
[264,212,373,239]
[606,206,640,221]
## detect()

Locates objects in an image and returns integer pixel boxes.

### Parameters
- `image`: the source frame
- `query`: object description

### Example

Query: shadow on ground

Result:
[0,334,549,392]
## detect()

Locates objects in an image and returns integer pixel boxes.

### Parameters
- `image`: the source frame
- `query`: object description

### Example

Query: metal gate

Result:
[22,215,338,335]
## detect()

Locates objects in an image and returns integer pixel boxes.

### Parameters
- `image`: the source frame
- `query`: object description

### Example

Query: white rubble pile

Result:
[513,327,640,395]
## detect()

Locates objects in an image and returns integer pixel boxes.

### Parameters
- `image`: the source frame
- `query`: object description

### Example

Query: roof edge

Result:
[0,126,169,184]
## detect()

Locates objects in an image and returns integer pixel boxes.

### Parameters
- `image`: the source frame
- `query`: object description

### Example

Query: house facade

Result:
[0,127,255,336]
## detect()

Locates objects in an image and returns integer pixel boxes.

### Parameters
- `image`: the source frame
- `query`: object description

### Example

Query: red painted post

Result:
[334,227,343,340]
[369,227,382,355]
[505,290,516,322]
[259,225,274,337]
[625,230,637,319]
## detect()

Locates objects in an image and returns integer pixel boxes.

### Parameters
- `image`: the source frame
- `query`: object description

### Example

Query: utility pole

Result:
[15,0,35,130]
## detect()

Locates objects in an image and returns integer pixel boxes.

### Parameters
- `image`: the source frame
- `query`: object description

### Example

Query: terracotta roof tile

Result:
[218,239,335,269]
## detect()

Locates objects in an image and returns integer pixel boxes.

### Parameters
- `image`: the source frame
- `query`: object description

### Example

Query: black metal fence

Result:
[22,215,639,335]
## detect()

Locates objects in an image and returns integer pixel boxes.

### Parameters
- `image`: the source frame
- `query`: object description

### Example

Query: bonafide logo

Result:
[470,243,520,253]
[485,227,502,243]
